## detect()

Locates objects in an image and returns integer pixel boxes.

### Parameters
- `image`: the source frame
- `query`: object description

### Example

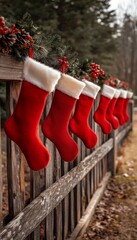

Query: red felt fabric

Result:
[123,98,130,123]
[69,94,97,148]
[94,95,112,134]
[4,80,50,171]
[42,89,78,162]
[113,97,125,125]
[106,98,119,129]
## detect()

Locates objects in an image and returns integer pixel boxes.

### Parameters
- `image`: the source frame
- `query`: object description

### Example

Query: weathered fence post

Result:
[108,130,116,176]
[130,100,134,131]
[0,103,2,228]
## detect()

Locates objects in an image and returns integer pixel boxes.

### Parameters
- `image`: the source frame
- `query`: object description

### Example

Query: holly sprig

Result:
[0,16,34,59]
[88,62,110,87]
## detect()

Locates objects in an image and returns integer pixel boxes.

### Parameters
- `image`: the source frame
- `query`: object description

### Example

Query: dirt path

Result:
[83,113,137,240]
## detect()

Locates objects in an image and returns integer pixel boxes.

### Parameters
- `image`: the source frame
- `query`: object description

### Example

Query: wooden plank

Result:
[44,94,54,240]
[90,168,94,197]
[116,123,132,144]
[69,161,75,233]
[0,54,23,81]
[86,172,90,205]
[108,130,116,176]
[6,81,25,220]
[62,161,69,240]
[54,149,62,240]
[30,170,41,240]
[69,133,77,234]
[69,135,78,234]
[67,172,111,240]
[129,100,134,130]
[0,104,2,228]
[74,138,81,225]
[0,138,113,240]
[81,143,86,215]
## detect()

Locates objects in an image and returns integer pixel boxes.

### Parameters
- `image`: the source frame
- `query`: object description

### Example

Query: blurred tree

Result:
[0,0,117,65]
[114,13,137,92]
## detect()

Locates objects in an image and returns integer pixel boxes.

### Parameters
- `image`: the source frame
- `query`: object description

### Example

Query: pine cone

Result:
[0,44,11,53]
[2,33,16,47]
[16,32,26,45]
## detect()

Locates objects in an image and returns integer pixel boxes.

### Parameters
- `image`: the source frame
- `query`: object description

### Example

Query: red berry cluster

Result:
[108,77,120,88]
[0,16,32,44]
[0,17,8,35]
[90,63,105,80]
[119,81,129,90]
[58,56,69,74]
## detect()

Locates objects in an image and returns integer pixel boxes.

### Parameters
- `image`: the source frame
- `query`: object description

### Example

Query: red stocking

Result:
[42,74,85,162]
[94,84,115,134]
[113,90,127,126]
[123,91,133,123]
[70,80,100,148]
[4,57,61,170]
[106,89,120,129]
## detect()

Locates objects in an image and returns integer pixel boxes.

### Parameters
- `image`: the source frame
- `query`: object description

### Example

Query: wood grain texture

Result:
[108,130,116,176]
[0,54,23,81]
[116,123,132,144]
[44,94,55,240]
[67,172,111,240]
[0,139,113,239]
[0,105,2,228]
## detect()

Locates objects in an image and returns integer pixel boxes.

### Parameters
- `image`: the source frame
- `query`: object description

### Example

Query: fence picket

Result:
[0,69,134,239]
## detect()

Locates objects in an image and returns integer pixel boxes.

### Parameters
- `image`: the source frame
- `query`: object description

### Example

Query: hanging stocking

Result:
[123,91,133,123]
[42,74,85,162]
[113,90,127,126]
[106,89,120,130]
[94,84,115,134]
[4,57,61,171]
[70,80,100,148]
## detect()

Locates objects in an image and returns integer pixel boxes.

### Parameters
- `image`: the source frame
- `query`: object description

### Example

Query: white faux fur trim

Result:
[23,57,61,92]
[56,74,85,99]
[114,89,120,98]
[82,79,100,99]
[120,90,127,99]
[102,84,115,99]
[127,91,133,98]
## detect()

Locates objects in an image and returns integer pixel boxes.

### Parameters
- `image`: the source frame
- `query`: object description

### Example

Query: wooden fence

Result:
[133,96,137,110]
[0,55,134,240]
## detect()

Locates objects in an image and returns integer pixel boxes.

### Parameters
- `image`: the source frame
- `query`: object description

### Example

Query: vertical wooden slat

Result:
[44,94,54,240]
[62,161,69,240]
[0,103,2,228]
[81,143,86,215]
[6,81,25,220]
[44,142,54,240]
[86,172,90,205]
[93,165,97,192]
[69,138,75,233]
[90,168,94,197]
[30,169,42,240]
[54,149,62,240]
[108,130,116,176]
[75,138,81,224]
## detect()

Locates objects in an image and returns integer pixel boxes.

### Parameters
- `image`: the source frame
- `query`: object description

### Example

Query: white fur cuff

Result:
[120,90,127,98]
[102,84,115,99]
[82,79,100,99]
[114,89,121,98]
[23,57,61,92]
[127,91,133,98]
[56,74,85,99]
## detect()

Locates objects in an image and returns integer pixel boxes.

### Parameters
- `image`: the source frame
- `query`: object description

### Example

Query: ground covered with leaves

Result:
[83,114,137,240]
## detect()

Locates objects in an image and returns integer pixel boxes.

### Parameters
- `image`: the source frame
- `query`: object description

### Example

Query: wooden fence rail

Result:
[0,55,134,240]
